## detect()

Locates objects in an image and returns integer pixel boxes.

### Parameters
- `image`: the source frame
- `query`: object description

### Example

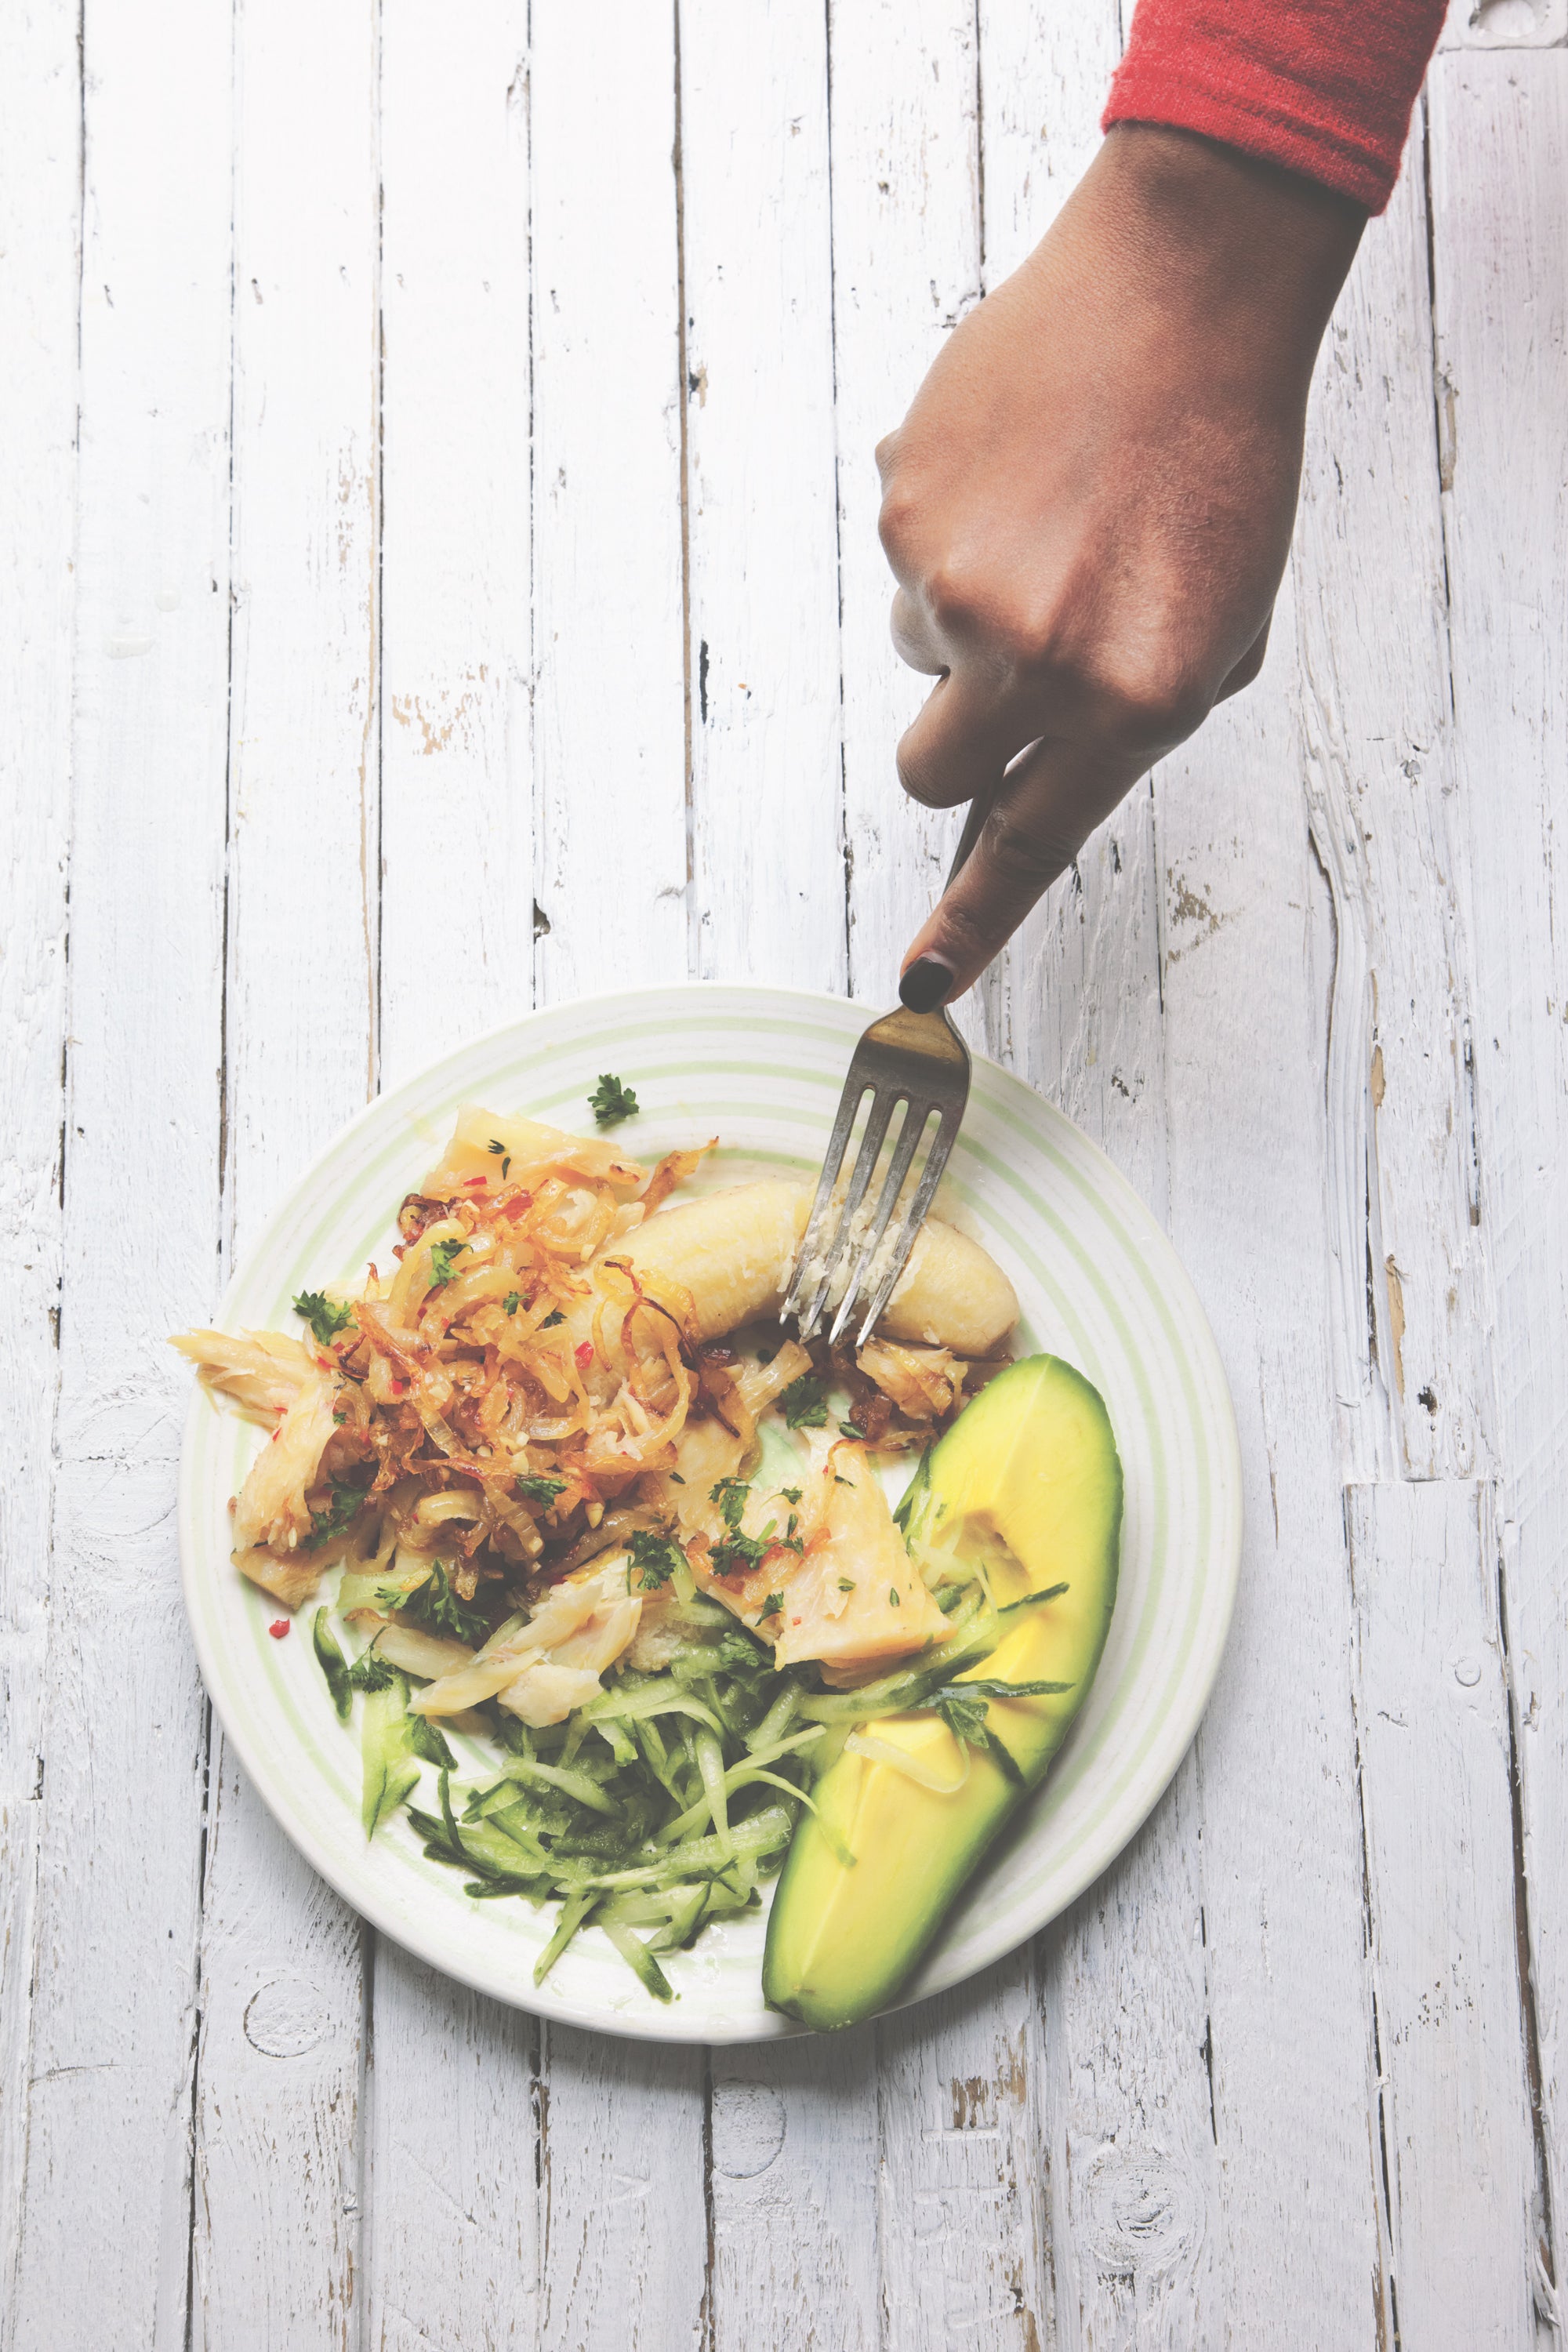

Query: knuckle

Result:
[877,481,920,563]
[1097,644,1210,747]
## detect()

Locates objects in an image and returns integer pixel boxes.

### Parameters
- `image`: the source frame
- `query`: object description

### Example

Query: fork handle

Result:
[943,778,1000,893]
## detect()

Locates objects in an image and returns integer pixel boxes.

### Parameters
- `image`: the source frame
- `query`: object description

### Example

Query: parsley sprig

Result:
[294,1290,354,1345]
[778,1374,829,1430]
[426,1237,468,1288]
[589,1073,639,1126]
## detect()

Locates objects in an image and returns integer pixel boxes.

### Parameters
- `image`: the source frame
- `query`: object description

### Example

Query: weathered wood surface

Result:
[2,4,1563,2346]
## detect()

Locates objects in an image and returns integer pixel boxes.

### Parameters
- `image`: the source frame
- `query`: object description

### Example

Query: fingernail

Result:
[898,955,954,1014]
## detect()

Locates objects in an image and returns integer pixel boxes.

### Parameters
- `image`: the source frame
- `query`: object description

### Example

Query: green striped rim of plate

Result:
[178,984,1241,2043]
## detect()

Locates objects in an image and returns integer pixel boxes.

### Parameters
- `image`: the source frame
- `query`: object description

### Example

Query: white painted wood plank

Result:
[1294,156,1490,1486]
[9,1,234,2342]
[0,0,78,2329]
[681,0,846,993]
[878,1962,1053,2350]
[1156,601,1385,2338]
[538,2026,706,2352]
[707,2032,879,2352]
[1349,1479,1539,2346]
[189,0,383,2338]
[530,0,689,1006]
[377,0,533,1094]
[1430,50,1568,2317]
[368,11,545,2348]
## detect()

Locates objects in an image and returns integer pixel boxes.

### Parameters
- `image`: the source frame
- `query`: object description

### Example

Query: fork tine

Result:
[851,1098,964,1348]
[793,1083,904,1341]
[824,1094,931,1348]
[779,1066,872,1326]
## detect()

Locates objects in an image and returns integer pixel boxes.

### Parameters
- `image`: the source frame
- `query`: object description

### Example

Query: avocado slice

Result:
[762,1355,1122,2030]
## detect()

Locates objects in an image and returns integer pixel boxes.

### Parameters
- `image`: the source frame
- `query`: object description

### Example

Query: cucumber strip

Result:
[595,1718,637,1766]
[503,1758,622,1817]
[696,1732,733,1862]
[534,1889,599,1986]
[601,1920,673,2002]
[312,1609,353,1721]
[577,1679,725,1737]
[996,1582,1069,1615]
[361,1679,419,1837]
[586,1806,794,1891]
[406,1711,458,1770]
[744,1681,800,1755]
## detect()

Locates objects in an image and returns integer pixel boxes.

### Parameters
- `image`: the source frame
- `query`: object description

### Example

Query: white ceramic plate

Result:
[179,984,1241,2042]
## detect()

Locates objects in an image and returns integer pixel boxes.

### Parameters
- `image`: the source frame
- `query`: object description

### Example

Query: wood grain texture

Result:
[530,0,688,1007]
[681,0,847,993]
[189,0,383,2336]
[0,0,78,2330]
[1156,605,1385,2343]
[9,2,235,2343]
[1430,51,1568,2321]
[1348,1479,1541,2348]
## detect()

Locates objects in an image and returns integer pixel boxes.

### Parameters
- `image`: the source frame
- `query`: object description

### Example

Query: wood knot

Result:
[243,1971,331,2059]
[1080,2145,1201,2280]
[710,2079,786,2179]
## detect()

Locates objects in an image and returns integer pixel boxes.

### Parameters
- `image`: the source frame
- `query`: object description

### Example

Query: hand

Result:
[879,124,1365,1009]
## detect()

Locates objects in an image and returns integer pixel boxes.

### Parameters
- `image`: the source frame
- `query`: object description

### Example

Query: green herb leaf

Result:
[779,1486,802,1505]
[427,1237,468,1288]
[305,1476,367,1552]
[710,1477,750,1534]
[294,1290,354,1345]
[837,1577,855,1593]
[839,1419,868,1440]
[542,1308,564,1329]
[779,1374,829,1430]
[589,1073,639,1126]
[628,1530,685,1592]
[347,1643,398,1693]
[760,1592,785,1619]
[938,1690,991,1748]
[518,1472,567,1510]
[503,1291,521,1316]
[403,1561,491,1647]
[888,1587,901,1607]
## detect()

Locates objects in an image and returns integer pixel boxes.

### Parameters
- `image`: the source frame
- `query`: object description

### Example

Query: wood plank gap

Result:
[1497,1537,1562,2325]
[820,0,853,993]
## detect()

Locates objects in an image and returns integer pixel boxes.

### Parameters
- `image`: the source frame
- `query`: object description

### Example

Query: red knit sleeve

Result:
[1102,0,1447,214]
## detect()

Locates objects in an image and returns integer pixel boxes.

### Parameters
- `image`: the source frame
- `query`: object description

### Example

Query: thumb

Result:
[898,739,1135,1006]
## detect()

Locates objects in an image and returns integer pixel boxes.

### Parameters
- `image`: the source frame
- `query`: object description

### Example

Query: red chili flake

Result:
[575,1341,594,1370]
[392,1377,408,1396]
[267,1618,290,1640]
[463,1174,488,1189]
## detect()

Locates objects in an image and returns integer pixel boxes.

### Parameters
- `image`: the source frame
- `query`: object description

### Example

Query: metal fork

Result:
[781,793,990,1351]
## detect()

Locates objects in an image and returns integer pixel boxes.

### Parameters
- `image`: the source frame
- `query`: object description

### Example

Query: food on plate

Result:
[173,1092,1118,2018]
[762,1356,1123,2028]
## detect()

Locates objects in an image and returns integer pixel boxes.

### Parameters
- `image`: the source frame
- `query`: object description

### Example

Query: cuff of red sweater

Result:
[1103,67,1404,213]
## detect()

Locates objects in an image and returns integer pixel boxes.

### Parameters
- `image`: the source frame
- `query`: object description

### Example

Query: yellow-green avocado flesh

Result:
[761,1354,1122,2031]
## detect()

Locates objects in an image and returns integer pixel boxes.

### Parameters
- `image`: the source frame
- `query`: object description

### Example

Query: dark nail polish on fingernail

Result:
[899,955,953,1014]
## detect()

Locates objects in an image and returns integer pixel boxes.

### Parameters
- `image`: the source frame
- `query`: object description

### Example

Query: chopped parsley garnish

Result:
[503,1292,521,1316]
[760,1592,785,1619]
[888,1586,901,1607]
[839,1419,868,1441]
[779,1486,802,1505]
[541,1308,564,1329]
[346,1645,398,1693]
[779,1374,829,1430]
[589,1073,639,1126]
[518,1473,567,1510]
[628,1530,685,1592]
[304,1477,366,1552]
[837,1577,855,1592]
[710,1477,750,1534]
[487,1138,513,1178]
[294,1290,354,1345]
[404,1561,491,1647]
[426,1237,468,1288]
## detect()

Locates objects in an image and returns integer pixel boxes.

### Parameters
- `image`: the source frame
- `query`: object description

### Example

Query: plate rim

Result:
[177,979,1242,2043]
